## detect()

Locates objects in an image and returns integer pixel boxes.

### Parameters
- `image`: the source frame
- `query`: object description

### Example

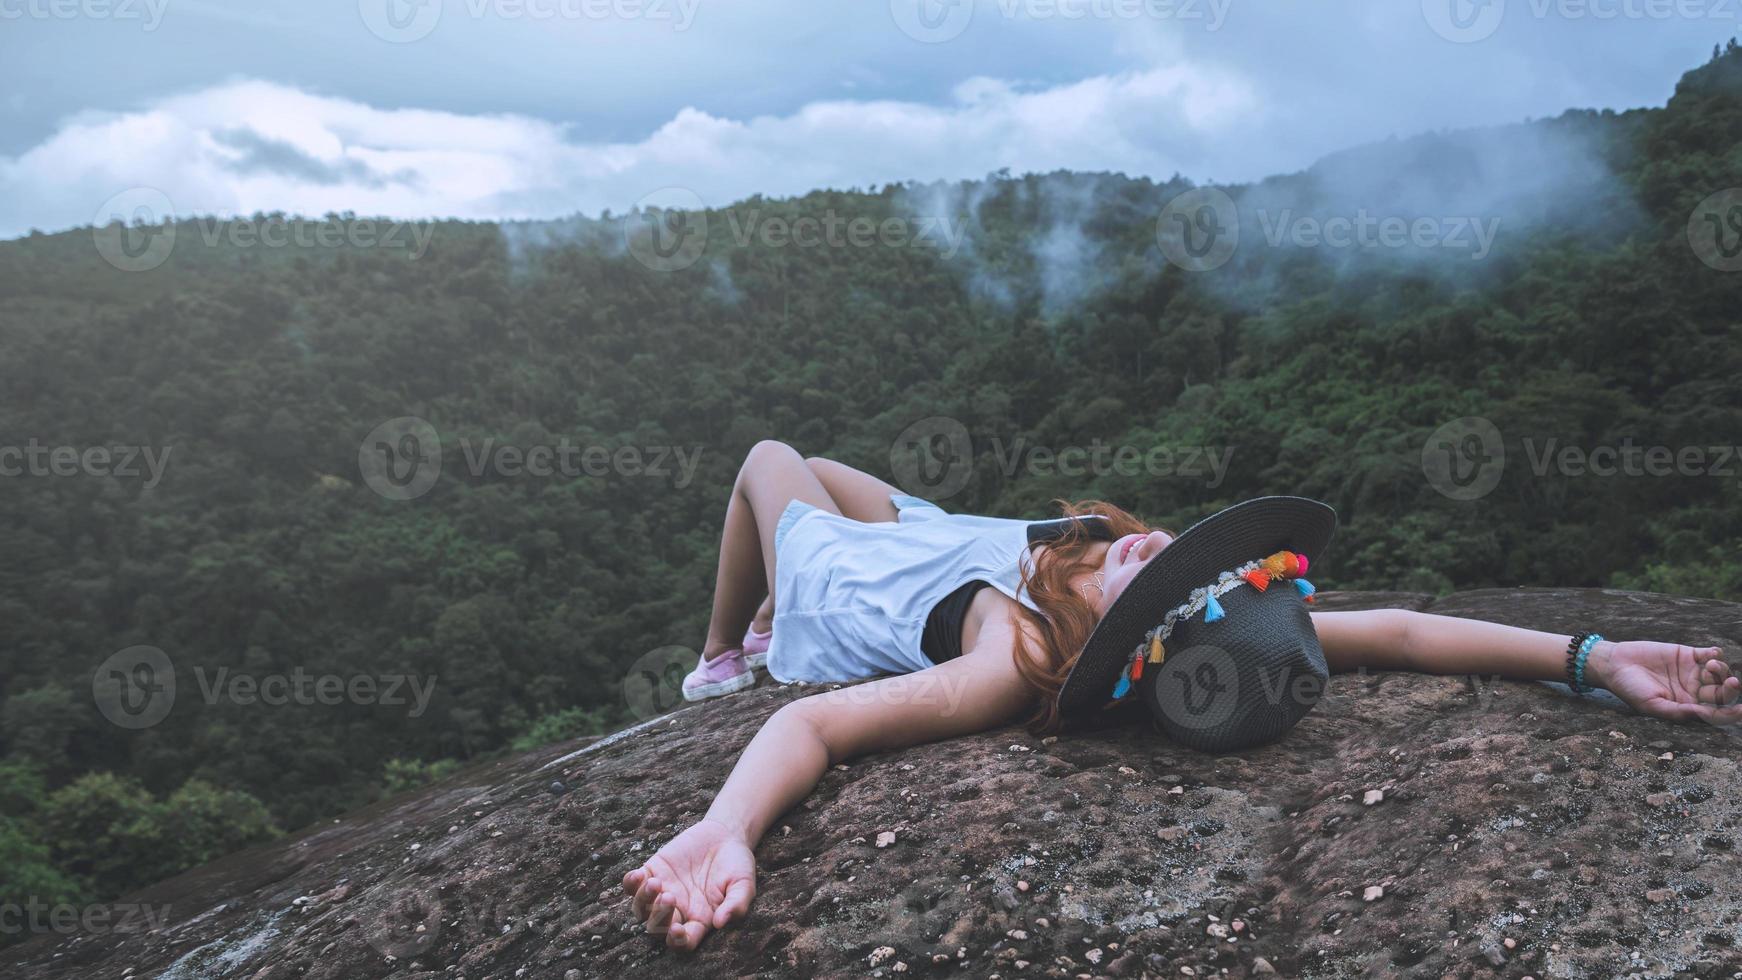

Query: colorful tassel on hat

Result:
[1262,552,1292,577]
[1112,664,1132,699]
[1130,651,1145,682]
[1294,578,1316,602]
[1295,553,1309,576]
[1242,568,1271,591]
[1204,592,1225,622]
[1148,634,1165,664]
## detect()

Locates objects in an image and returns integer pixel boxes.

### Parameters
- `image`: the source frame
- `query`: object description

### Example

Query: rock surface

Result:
[10,588,1742,979]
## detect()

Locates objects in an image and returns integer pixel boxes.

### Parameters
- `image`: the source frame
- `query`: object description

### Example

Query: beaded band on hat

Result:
[1110,550,1316,700]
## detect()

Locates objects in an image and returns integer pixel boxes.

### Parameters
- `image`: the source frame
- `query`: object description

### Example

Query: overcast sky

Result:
[1,0,1735,237]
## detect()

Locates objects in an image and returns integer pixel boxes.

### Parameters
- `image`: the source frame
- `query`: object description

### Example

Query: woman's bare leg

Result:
[804,457,902,523]
[749,597,774,635]
[702,442,840,661]
[740,457,899,635]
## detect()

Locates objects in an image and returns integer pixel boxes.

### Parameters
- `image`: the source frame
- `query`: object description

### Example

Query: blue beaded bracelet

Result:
[1568,633,1604,693]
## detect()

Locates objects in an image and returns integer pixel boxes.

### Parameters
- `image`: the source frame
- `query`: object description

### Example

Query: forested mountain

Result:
[1,44,1738,918]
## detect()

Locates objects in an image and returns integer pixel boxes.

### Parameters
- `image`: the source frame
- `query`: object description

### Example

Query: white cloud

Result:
[0,65,1262,237]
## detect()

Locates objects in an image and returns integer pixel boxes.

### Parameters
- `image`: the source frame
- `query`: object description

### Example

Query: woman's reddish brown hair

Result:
[1011,500,1166,735]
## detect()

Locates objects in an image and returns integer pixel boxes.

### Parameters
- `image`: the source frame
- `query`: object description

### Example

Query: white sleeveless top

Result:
[765,494,1040,683]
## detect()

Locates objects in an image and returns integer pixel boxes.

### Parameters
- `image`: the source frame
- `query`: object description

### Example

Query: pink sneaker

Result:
[682,648,755,701]
[742,625,772,670]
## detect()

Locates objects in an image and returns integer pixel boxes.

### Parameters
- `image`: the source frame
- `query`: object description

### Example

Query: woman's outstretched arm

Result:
[622,616,1037,951]
[1313,609,1742,724]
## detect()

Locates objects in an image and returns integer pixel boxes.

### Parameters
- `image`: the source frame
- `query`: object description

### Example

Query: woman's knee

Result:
[742,439,801,473]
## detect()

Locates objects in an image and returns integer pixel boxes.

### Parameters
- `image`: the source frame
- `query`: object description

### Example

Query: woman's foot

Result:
[741,624,772,670]
[682,647,755,701]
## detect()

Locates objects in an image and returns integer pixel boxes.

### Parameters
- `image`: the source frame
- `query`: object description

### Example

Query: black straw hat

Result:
[1056,496,1338,752]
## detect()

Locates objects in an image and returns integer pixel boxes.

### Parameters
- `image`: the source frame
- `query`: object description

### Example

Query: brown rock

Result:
[5,587,1737,980]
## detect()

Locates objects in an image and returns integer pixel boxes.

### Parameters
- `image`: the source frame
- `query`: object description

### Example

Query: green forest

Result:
[1,44,1738,922]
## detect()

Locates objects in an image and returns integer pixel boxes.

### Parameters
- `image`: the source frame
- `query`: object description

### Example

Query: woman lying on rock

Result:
[622,440,1741,950]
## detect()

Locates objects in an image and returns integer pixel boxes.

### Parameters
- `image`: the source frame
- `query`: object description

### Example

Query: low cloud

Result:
[0,67,1261,237]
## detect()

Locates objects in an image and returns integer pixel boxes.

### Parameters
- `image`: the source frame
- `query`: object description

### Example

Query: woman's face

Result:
[1074,530,1175,617]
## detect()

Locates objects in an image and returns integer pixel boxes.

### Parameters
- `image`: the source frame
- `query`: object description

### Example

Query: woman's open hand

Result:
[620,817,756,951]
[1591,641,1742,726]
